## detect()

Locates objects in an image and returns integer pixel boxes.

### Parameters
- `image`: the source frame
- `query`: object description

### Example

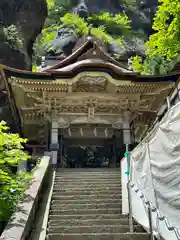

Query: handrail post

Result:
[147,202,154,240]
[125,144,133,233]
[166,96,171,109]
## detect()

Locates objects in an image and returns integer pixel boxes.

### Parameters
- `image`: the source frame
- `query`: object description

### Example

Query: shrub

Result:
[0,121,32,224]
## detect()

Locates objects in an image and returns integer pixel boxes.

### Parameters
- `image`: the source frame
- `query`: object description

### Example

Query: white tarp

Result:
[128,102,180,239]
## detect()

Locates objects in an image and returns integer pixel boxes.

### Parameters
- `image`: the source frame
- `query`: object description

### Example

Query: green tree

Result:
[132,0,180,75]
[0,121,31,223]
[46,0,55,9]
[131,55,176,75]
[146,0,180,60]
[60,12,131,47]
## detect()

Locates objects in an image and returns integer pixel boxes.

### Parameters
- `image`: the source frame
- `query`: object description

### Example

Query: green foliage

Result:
[60,12,131,47]
[32,64,37,72]
[146,0,180,60]
[3,25,23,50]
[60,13,88,36]
[89,12,131,35]
[131,56,143,73]
[131,55,176,75]
[46,0,71,9]
[45,0,72,26]
[122,0,137,8]
[132,0,180,75]
[41,27,57,46]
[33,9,132,67]
[33,1,133,68]
[46,0,55,9]
[33,25,57,64]
[0,121,32,222]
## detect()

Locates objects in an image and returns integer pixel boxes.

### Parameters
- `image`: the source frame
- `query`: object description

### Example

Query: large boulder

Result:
[46,0,158,59]
[0,0,47,70]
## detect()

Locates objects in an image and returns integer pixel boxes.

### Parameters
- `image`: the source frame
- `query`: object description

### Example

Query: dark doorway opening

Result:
[58,137,125,168]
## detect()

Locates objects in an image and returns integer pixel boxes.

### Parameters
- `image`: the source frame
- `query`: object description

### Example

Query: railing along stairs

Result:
[124,83,180,240]
[129,182,180,240]
[125,147,180,240]
[125,99,180,240]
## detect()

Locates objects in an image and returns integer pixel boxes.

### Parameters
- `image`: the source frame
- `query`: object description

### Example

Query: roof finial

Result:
[88,25,91,36]
[41,56,46,68]
[86,24,93,41]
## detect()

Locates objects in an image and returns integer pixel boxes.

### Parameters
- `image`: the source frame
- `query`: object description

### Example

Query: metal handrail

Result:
[125,144,133,233]
[130,182,180,240]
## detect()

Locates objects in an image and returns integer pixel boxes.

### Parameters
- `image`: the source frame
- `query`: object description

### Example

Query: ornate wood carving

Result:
[88,107,95,120]
[9,72,176,143]
[75,76,107,92]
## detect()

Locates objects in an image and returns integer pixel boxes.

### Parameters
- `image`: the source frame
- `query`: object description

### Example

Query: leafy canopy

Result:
[60,12,131,47]
[146,0,180,60]
[46,0,55,9]
[0,121,31,222]
[132,0,180,75]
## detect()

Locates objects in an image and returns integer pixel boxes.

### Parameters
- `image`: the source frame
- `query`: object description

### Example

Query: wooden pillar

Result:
[123,121,132,146]
[111,133,117,168]
[111,123,123,168]
[58,130,64,167]
[50,121,59,168]
[123,112,132,152]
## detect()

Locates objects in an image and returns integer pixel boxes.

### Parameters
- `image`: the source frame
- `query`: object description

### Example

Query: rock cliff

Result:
[0,0,158,69]
[0,0,47,70]
[45,0,158,60]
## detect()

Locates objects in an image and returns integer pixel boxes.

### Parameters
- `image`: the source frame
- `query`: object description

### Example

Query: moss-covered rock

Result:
[0,0,47,70]
[44,0,158,60]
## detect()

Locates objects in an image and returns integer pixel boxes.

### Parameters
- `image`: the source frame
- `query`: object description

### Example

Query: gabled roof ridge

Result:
[46,38,93,71]
[46,37,129,72]
[92,42,129,70]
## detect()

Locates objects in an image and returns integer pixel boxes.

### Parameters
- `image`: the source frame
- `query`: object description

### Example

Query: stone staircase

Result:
[46,169,150,240]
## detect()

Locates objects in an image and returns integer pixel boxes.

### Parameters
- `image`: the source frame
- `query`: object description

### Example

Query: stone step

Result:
[47,225,143,234]
[53,184,121,189]
[46,233,150,240]
[53,186,121,191]
[56,170,120,172]
[51,203,121,210]
[52,194,122,201]
[48,214,127,221]
[46,169,148,240]
[54,183,121,187]
[48,219,132,226]
[55,170,120,174]
[55,174,120,178]
[56,174,121,180]
[51,198,122,205]
[54,182,121,185]
[52,189,121,195]
[56,174,121,176]
[56,172,121,179]
[55,176,120,179]
[56,171,120,173]
[49,208,121,215]
[54,179,120,183]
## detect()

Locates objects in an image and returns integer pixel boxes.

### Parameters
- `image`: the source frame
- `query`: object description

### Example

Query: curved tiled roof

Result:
[51,59,132,73]
[0,62,180,83]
